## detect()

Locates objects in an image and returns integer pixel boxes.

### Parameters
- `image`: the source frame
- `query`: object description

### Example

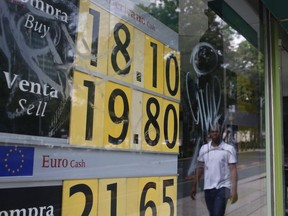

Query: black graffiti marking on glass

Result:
[187,42,222,133]
[108,88,129,144]
[186,72,222,133]
[164,104,177,149]
[111,23,131,75]
[163,179,175,216]
[107,183,117,216]
[191,42,218,77]
[140,182,157,216]
[144,97,160,146]
[150,42,158,88]
[166,54,179,96]
[70,184,93,216]
[84,80,95,140]
[89,8,100,67]
[185,52,222,132]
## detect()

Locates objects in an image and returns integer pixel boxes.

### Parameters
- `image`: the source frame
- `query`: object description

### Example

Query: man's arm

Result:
[229,163,238,204]
[191,162,204,200]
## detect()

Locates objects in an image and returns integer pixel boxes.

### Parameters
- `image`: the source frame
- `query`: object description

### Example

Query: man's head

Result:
[209,124,221,144]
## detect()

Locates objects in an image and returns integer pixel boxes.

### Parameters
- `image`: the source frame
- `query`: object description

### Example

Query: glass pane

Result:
[178,0,266,215]
[0,0,266,215]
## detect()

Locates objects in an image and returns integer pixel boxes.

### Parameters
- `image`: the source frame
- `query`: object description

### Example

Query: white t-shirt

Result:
[197,141,237,190]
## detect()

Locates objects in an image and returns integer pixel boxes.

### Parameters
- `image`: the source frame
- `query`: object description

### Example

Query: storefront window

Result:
[178,0,266,215]
[0,0,266,215]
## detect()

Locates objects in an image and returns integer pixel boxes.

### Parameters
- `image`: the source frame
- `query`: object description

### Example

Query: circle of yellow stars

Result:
[4,147,25,174]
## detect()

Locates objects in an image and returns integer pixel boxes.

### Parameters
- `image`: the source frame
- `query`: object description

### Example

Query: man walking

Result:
[191,124,238,216]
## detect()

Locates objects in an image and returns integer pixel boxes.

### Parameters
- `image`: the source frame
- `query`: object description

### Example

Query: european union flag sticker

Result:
[0,146,34,177]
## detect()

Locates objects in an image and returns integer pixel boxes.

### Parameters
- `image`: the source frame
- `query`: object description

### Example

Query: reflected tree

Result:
[138,0,179,32]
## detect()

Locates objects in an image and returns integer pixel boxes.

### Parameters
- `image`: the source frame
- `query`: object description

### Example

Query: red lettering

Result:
[42,155,50,168]
[62,159,68,167]
[41,155,69,168]
[70,160,86,168]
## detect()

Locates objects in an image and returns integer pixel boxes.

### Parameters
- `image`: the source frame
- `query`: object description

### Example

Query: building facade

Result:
[0,0,287,215]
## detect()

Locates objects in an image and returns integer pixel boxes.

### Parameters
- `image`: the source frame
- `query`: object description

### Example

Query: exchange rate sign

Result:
[70,0,180,153]
[0,0,180,153]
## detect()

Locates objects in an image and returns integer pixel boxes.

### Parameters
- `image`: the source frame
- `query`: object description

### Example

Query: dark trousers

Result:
[204,187,230,216]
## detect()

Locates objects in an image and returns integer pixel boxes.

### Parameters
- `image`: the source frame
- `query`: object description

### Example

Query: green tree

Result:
[138,0,179,32]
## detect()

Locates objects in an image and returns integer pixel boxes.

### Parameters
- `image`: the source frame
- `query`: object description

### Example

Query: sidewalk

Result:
[177,173,267,216]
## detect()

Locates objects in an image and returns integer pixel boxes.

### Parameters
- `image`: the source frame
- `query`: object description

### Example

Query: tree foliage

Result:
[138,0,179,32]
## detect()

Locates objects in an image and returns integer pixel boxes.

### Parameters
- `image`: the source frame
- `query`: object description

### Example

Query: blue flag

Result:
[0,146,34,177]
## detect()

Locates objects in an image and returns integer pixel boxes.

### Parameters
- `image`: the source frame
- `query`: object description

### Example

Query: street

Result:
[237,150,265,180]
